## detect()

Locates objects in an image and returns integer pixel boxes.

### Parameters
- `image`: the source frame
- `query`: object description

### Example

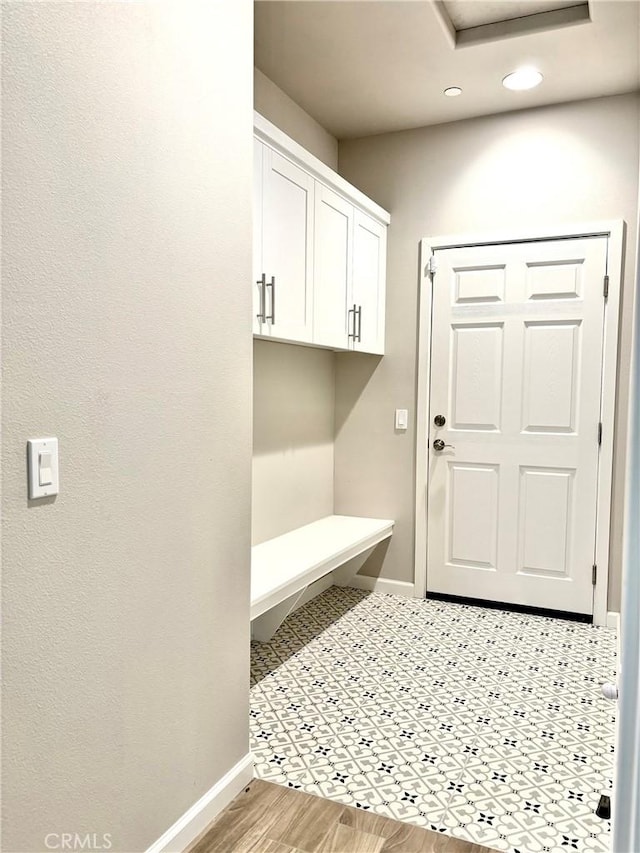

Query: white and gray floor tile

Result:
[250,587,616,853]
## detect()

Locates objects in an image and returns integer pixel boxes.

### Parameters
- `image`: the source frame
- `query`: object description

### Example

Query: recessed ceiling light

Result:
[502,68,543,91]
[444,86,463,97]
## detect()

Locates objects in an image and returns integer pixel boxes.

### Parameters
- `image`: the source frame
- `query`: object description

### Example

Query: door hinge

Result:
[598,421,602,446]
[428,255,437,277]
[592,563,597,586]
[603,275,609,299]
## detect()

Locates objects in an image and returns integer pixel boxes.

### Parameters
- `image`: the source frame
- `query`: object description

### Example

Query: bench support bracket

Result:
[331,546,376,587]
[251,589,307,643]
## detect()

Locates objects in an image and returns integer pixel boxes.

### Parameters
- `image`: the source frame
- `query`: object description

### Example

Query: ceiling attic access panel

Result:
[436,0,590,46]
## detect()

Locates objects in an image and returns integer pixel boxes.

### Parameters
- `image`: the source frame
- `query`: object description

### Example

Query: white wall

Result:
[337,94,639,611]
[253,341,335,544]
[252,73,338,544]
[1,4,252,851]
[255,67,338,169]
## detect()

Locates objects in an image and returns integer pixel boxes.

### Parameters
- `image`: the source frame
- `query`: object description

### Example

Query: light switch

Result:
[27,437,59,499]
[395,409,408,430]
[38,452,53,486]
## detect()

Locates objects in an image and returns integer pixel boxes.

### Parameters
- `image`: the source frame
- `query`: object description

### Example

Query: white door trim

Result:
[414,220,625,627]
[612,213,639,852]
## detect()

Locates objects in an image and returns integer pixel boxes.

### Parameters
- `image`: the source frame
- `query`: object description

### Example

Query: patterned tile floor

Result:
[250,587,617,853]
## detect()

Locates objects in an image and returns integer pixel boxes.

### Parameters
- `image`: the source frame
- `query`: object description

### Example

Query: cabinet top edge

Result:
[254,110,391,226]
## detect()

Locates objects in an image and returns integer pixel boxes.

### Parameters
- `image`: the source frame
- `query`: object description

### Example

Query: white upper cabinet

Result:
[254,143,314,343]
[313,189,387,354]
[313,184,353,349]
[253,112,389,354]
[351,210,386,355]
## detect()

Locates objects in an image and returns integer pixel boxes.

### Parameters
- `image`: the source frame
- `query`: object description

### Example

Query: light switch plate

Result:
[27,437,59,499]
[395,409,408,430]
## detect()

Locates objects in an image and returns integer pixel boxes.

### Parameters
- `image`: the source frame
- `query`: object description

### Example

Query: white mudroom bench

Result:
[250,514,394,642]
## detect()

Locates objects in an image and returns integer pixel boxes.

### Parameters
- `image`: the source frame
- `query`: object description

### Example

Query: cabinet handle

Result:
[347,303,357,340]
[266,276,276,324]
[356,305,362,342]
[256,273,266,322]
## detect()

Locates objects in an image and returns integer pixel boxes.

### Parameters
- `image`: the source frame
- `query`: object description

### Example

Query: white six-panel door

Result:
[427,237,608,615]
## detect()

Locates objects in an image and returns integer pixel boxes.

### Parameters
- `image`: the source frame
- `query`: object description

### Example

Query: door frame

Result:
[414,220,625,627]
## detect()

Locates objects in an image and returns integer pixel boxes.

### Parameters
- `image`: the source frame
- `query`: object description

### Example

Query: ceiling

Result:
[254,0,640,139]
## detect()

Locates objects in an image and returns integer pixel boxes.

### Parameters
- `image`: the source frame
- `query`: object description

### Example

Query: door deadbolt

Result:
[434,414,446,427]
[433,439,455,451]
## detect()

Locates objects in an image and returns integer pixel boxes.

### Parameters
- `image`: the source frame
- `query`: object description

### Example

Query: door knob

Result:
[434,414,446,427]
[433,439,455,451]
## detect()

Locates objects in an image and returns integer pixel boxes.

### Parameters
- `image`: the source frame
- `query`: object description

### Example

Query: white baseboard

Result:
[607,612,621,679]
[339,574,415,598]
[146,753,254,853]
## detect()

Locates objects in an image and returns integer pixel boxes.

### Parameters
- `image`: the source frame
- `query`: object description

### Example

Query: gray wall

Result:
[252,73,339,544]
[255,67,338,169]
[337,93,640,612]
[253,341,335,544]
[1,4,252,851]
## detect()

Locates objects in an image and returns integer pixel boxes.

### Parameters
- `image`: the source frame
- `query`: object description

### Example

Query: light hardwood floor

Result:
[189,780,494,853]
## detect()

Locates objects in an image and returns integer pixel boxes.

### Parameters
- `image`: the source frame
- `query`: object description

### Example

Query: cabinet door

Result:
[313,184,353,349]
[351,209,387,354]
[261,147,314,342]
